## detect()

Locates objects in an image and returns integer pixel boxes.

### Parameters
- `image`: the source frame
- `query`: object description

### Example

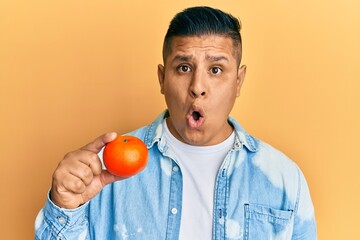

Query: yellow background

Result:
[1,0,359,239]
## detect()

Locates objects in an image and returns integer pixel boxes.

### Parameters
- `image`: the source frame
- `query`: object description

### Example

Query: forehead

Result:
[167,35,237,62]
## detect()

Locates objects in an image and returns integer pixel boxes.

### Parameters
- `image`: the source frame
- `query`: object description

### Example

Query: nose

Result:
[189,70,207,98]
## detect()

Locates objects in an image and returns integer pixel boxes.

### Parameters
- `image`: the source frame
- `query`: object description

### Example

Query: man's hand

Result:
[51,132,124,209]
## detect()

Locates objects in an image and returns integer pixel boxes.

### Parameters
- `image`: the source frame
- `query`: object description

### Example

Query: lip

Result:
[186,105,205,129]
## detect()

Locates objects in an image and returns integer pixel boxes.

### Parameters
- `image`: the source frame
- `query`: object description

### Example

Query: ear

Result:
[236,65,247,97]
[157,64,165,94]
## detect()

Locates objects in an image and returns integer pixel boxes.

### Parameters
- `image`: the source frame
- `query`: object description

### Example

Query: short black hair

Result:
[163,6,242,66]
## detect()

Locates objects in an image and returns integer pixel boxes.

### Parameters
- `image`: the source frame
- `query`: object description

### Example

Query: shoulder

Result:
[230,116,299,172]
[125,126,149,139]
[249,138,301,187]
[254,140,299,172]
[230,116,302,197]
[125,111,167,147]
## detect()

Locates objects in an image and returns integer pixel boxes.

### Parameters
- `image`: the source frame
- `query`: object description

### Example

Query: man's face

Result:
[158,35,246,146]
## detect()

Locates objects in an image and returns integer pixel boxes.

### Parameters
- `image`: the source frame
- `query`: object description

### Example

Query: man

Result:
[35,6,316,239]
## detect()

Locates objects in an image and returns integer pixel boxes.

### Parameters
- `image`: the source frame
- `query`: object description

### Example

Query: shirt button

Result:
[58,216,66,225]
[172,166,179,172]
[171,208,178,215]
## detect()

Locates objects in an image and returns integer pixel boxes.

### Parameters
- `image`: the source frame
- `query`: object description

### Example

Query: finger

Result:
[99,170,126,186]
[81,132,117,153]
[60,173,87,194]
[68,161,94,186]
[62,150,103,176]
[76,151,103,176]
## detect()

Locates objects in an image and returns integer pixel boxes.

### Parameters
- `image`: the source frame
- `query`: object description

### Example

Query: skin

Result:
[51,132,124,209]
[51,34,246,209]
[158,35,246,146]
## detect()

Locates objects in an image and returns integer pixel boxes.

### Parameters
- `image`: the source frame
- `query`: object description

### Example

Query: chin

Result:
[181,132,208,146]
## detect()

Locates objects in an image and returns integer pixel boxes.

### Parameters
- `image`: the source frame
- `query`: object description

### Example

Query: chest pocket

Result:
[244,204,294,240]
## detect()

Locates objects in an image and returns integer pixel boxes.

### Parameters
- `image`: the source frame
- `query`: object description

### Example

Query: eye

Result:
[177,65,191,73]
[210,67,222,74]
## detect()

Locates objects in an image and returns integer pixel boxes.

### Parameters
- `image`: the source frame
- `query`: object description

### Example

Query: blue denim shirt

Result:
[35,112,316,239]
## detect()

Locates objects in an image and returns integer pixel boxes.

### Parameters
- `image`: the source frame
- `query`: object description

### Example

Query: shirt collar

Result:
[144,110,258,153]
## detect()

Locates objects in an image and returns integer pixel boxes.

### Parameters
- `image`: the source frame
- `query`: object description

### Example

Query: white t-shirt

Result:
[163,120,235,240]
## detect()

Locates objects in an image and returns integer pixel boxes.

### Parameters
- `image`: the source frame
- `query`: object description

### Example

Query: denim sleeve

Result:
[292,168,317,239]
[34,191,90,240]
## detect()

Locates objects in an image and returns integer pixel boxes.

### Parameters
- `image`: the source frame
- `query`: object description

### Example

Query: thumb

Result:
[100,170,125,186]
[82,132,117,153]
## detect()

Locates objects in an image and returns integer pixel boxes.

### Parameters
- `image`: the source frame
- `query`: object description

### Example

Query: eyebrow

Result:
[206,55,229,62]
[173,54,229,62]
[174,55,193,62]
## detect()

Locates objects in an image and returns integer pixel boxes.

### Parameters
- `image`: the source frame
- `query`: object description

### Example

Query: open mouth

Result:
[192,111,202,121]
[187,108,205,128]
